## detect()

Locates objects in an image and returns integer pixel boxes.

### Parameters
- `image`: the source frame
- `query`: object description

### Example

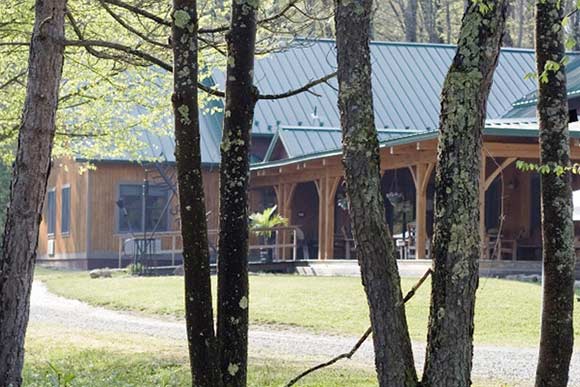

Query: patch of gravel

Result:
[29,282,580,385]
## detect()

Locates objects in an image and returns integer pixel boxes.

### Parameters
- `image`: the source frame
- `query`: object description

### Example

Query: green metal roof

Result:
[212,39,543,138]
[251,120,580,171]
[505,55,580,118]
[89,39,568,166]
[263,126,422,161]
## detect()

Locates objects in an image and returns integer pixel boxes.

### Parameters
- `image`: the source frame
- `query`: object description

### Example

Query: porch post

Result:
[274,183,296,260]
[324,176,340,260]
[479,151,487,258]
[316,178,327,260]
[281,183,295,260]
[415,163,433,259]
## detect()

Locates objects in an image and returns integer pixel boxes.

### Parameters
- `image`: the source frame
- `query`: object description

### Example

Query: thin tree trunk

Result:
[535,1,575,385]
[335,1,418,386]
[171,3,221,386]
[516,0,524,47]
[420,0,441,43]
[0,0,66,384]
[216,0,258,386]
[445,0,452,43]
[422,2,507,386]
[404,0,418,41]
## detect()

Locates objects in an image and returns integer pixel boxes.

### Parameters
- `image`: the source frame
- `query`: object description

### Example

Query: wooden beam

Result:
[408,166,417,189]
[479,151,487,258]
[415,163,430,259]
[317,176,327,260]
[421,163,434,194]
[484,157,516,191]
[324,176,341,260]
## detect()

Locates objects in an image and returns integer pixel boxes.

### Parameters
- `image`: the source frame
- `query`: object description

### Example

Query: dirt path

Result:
[29,282,580,385]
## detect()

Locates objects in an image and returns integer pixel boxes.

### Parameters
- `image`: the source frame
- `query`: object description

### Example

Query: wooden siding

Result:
[88,163,220,257]
[38,158,88,260]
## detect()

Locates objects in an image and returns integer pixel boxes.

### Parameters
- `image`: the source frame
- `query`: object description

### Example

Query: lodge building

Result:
[37,39,580,270]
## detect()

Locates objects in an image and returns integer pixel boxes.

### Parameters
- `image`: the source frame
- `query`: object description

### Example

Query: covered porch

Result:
[250,125,580,261]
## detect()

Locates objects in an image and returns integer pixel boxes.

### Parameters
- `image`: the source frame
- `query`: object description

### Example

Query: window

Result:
[47,189,56,235]
[61,186,70,234]
[118,184,169,232]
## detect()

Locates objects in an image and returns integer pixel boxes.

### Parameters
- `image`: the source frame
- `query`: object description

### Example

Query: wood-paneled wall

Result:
[38,159,220,262]
[38,158,89,259]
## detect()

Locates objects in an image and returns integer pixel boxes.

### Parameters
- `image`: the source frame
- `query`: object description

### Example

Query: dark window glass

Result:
[47,190,56,235]
[118,184,169,232]
[61,187,70,233]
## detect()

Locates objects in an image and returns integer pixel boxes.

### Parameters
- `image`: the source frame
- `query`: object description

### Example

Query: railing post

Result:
[118,237,122,269]
[293,228,297,261]
[171,234,176,266]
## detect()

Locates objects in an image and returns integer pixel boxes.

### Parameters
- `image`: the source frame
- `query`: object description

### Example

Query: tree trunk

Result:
[516,0,525,47]
[335,1,418,386]
[404,0,418,41]
[216,1,258,386]
[445,0,452,43]
[534,1,575,385]
[422,2,507,387]
[170,3,221,386]
[420,0,441,43]
[0,0,66,384]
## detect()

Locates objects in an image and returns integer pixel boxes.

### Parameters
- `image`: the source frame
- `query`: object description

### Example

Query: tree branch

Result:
[283,268,433,387]
[199,0,301,34]
[0,70,26,90]
[257,71,336,100]
[101,0,170,27]
[65,9,336,101]
[99,0,170,49]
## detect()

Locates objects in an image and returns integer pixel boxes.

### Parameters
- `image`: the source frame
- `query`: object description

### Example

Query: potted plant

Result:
[249,206,289,263]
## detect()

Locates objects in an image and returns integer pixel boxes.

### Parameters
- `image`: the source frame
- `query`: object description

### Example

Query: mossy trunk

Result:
[0,0,66,384]
[534,1,575,385]
[216,1,258,386]
[170,3,221,386]
[422,2,507,386]
[335,1,418,386]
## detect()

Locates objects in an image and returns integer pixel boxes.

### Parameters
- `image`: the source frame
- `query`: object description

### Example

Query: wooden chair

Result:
[486,229,517,260]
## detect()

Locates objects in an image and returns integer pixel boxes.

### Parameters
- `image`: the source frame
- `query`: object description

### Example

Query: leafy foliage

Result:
[249,206,288,237]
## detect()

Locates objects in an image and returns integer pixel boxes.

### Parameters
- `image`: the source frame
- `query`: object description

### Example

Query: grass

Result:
[23,323,378,387]
[23,323,524,387]
[37,268,580,347]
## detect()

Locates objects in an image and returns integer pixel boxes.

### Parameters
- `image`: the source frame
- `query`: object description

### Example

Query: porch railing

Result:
[115,225,300,268]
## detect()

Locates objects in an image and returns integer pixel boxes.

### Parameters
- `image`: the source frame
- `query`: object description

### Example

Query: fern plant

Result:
[249,206,288,238]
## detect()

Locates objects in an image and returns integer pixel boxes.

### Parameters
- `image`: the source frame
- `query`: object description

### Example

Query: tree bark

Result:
[534,1,575,385]
[335,1,418,386]
[422,2,507,387]
[0,0,66,384]
[170,2,221,386]
[216,1,258,386]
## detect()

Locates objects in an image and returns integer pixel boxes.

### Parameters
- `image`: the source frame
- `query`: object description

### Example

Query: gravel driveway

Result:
[29,282,580,385]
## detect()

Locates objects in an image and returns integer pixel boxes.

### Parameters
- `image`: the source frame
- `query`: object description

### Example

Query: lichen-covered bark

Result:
[216,1,258,386]
[0,0,67,384]
[422,2,507,386]
[534,1,575,386]
[335,1,418,386]
[170,3,221,386]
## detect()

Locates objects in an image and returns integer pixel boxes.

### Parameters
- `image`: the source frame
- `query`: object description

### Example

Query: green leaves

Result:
[249,206,289,237]
[516,159,580,176]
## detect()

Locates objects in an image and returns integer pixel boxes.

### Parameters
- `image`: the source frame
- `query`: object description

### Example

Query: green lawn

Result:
[37,268,580,347]
[23,323,377,387]
[23,323,519,387]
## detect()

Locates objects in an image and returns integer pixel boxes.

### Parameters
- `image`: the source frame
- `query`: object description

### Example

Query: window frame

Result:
[46,188,56,237]
[61,185,71,236]
[116,182,170,233]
